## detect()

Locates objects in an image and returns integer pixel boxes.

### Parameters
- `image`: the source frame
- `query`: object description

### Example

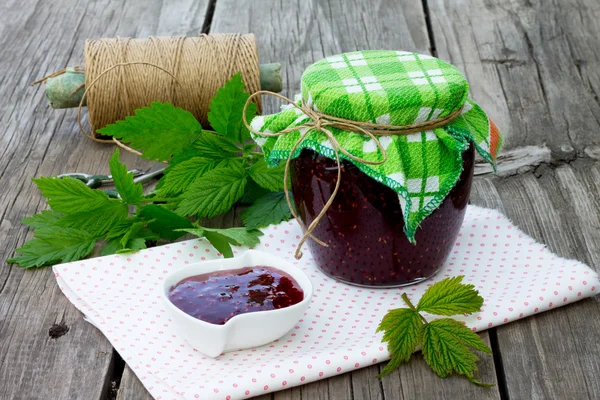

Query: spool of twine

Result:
[83,34,262,136]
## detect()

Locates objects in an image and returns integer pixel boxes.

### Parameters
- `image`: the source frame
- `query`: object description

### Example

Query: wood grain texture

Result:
[429,2,600,395]
[470,162,600,400]
[274,373,352,400]
[379,336,499,400]
[474,145,551,177]
[211,0,431,114]
[0,0,210,399]
[117,366,151,400]
[428,0,600,159]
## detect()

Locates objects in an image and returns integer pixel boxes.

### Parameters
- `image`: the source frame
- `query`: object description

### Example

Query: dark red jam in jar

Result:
[291,145,475,287]
[168,266,304,324]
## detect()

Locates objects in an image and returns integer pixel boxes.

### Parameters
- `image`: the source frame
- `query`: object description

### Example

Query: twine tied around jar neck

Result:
[243,90,464,260]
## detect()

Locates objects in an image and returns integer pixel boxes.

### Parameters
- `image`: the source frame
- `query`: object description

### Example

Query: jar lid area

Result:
[301,50,468,127]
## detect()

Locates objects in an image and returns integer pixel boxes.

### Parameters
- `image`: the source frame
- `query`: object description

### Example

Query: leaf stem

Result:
[401,292,417,310]
[401,293,428,324]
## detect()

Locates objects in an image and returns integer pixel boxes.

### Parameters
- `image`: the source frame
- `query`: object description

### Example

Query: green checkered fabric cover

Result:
[301,51,468,126]
[250,50,502,242]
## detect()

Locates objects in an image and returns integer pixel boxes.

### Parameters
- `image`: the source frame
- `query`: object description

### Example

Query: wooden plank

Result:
[470,163,600,400]
[0,269,117,400]
[0,0,124,397]
[349,365,384,400]
[380,335,499,400]
[497,162,600,400]
[0,0,211,399]
[474,145,551,177]
[274,374,352,400]
[428,0,600,158]
[428,1,600,397]
[554,160,600,267]
[208,1,502,399]
[211,0,431,115]
[116,367,151,400]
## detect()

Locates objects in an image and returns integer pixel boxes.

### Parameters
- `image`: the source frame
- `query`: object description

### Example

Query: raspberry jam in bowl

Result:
[161,250,313,358]
[168,266,304,325]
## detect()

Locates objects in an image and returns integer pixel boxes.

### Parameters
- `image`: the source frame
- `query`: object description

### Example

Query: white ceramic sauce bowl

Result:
[161,250,313,358]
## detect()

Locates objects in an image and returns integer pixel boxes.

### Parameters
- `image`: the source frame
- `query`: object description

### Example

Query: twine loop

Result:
[78,62,182,149]
[31,66,85,86]
[243,90,463,259]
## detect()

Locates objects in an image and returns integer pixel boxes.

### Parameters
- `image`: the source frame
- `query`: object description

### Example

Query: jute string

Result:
[31,66,85,86]
[69,34,262,151]
[243,90,463,259]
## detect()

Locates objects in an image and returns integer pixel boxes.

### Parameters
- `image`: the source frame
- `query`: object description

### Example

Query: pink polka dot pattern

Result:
[53,206,599,400]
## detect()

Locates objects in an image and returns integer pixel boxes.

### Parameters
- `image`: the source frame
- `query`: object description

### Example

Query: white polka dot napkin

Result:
[53,205,598,400]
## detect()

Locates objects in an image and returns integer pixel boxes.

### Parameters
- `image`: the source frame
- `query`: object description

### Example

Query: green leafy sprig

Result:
[377,276,493,386]
[9,73,292,268]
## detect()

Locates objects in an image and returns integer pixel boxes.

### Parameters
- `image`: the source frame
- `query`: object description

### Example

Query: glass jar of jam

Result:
[291,145,474,287]
[249,50,501,288]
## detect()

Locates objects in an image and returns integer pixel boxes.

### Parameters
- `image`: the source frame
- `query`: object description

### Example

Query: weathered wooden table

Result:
[1,0,599,399]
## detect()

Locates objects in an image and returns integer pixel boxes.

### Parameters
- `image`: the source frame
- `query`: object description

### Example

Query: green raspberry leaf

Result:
[176,164,247,218]
[180,226,263,258]
[115,237,148,254]
[248,159,286,192]
[118,220,147,247]
[208,72,257,143]
[104,216,160,253]
[30,177,129,236]
[103,235,150,256]
[181,228,233,258]
[33,176,112,213]
[203,231,234,258]
[377,308,424,377]
[106,217,143,240]
[239,178,271,205]
[434,319,492,354]
[154,147,207,192]
[11,188,128,267]
[156,157,219,197]
[22,210,64,229]
[166,148,206,170]
[192,131,241,157]
[97,102,202,162]
[109,149,144,204]
[137,204,193,240]
[55,200,128,237]
[421,318,493,386]
[8,227,97,268]
[374,277,491,383]
[416,276,484,316]
[241,191,292,229]
[121,222,159,248]
[202,227,263,248]
[100,238,124,256]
